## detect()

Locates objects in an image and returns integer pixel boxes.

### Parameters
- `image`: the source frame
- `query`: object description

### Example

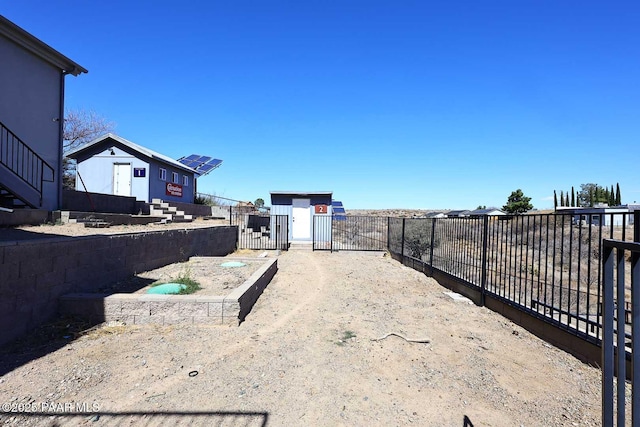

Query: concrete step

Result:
[289,241,313,251]
[147,199,190,222]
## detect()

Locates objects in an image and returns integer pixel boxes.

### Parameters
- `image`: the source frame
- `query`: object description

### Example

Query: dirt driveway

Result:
[0,249,602,426]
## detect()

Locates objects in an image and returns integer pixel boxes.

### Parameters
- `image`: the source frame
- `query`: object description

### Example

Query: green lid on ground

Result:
[146,283,186,294]
[220,261,247,268]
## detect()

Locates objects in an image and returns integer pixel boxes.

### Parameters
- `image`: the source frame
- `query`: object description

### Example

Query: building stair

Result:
[149,199,193,223]
[0,120,54,209]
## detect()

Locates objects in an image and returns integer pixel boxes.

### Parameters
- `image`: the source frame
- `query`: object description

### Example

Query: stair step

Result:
[146,199,193,222]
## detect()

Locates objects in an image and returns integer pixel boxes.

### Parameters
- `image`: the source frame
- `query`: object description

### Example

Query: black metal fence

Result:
[313,215,388,251]
[232,214,289,251]
[316,211,639,424]
[389,212,639,344]
[602,238,639,426]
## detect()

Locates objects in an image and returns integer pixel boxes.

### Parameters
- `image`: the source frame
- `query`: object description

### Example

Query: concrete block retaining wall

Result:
[62,189,140,214]
[59,258,278,325]
[0,226,237,346]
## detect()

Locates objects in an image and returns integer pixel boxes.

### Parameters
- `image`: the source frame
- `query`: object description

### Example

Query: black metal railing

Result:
[232,213,289,251]
[0,120,54,206]
[602,238,639,426]
[388,212,638,344]
[313,215,388,251]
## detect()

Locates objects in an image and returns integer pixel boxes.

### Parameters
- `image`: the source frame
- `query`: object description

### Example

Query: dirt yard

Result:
[0,239,604,426]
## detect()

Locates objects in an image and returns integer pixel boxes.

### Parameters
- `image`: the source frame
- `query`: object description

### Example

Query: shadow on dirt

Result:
[0,316,105,377]
[0,410,269,426]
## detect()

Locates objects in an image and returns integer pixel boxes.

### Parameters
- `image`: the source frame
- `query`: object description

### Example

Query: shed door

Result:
[113,163,131,196]
[292,198,311,239]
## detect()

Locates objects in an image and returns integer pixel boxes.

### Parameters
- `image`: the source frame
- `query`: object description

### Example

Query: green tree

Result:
[609,185,615,206]
[502,189,533,214]
[578,183,609,207]
[476,205,486,210]
[565,193,569,207]
[553,191,558,210]
[560,190,565,207]
[254,198,265,208]
[571,186,575,207]
[615,183,621,205]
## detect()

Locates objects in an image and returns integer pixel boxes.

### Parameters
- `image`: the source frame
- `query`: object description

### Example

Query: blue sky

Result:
[3,1,639,209]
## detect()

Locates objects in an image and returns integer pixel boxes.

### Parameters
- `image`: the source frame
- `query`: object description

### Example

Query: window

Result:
[172,172,179,183]
[183,175,189,186]
[159,168,166,181]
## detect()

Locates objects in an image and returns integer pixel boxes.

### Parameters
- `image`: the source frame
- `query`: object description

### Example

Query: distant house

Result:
[468,207,505,218]
[66,134,198,204]
[0,15,86,210]
[446,210,471,218]
[235,201,256,214]
[556,205,635,227]
[425,212,447,219]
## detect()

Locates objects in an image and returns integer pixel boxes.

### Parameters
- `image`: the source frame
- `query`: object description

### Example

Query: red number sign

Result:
[315,205,328,214]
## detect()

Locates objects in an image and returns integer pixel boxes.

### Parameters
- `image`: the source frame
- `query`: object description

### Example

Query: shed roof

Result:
[66,133,198,174]
[270,191,333,196]
[0,15,87,76]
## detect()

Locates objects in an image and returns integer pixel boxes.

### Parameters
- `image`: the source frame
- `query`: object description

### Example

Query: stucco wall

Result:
[0,226,237,346]
[0,35,63,210]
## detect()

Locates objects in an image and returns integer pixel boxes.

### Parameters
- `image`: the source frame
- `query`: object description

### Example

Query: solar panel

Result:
[177,154,223,176]
[178,159,199,168]
[332,200,347,219]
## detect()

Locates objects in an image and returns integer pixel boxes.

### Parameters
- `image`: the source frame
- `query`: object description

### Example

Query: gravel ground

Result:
[0,246,605,426]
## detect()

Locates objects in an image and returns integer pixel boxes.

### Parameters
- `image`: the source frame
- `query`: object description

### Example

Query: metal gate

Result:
[232,214,289,250]
[313,215,388,251]
[601,238,639,426]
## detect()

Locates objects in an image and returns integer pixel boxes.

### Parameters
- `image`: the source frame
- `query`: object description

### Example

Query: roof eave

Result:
[270,191,333,196]
[66,133,199,175]
[0,15,87,76]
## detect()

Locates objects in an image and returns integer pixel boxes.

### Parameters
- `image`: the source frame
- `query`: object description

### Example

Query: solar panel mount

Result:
[177,154,223,176]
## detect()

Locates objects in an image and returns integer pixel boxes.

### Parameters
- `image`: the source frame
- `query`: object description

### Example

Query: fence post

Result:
[330,216,334,253]
[602,243,615,427]
[480,215,489,307]
[229,205,232,226]
[401,218,406,262]
[387,216,391,251]
[429,218,436,275]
